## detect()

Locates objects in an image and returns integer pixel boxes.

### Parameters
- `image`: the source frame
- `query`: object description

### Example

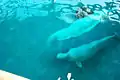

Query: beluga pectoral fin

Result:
[56,13,77,24]
[76,61,83,68]
[114,32,120,40]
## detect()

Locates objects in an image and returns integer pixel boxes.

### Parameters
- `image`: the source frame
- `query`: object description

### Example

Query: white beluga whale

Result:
[47,11,108,47]
[56,33,120,68]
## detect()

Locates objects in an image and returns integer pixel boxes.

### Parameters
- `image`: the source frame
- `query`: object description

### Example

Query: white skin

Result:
[57,34,118,68]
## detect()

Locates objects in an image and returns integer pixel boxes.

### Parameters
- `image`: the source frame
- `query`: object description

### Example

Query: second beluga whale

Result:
[56,33,120,68]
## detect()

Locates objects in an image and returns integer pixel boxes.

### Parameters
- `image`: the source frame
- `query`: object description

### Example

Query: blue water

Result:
[0,0,120,80]
[0,15,70,79]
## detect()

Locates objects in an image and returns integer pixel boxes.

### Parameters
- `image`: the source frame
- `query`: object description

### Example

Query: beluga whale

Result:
[47,11,108,48]
[56,33,120,68]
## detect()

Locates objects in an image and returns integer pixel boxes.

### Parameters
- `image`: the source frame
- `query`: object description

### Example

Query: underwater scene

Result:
[0,0,120,80]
